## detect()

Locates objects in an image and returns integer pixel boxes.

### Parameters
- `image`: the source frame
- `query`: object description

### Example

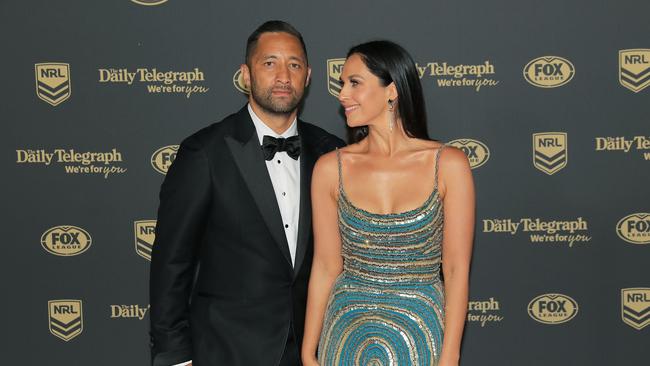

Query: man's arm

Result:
[149,134,212,366]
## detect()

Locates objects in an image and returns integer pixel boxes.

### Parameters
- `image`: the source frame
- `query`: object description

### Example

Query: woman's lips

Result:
[343,105,359,115]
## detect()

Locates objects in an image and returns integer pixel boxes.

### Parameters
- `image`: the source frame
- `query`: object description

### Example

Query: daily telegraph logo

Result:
[619,49,650,93]
[528,294,578,324]
[48,300,83,341]
[595,136,650,161]
[417,60,499,92]
[483,217,591,247]
[151,145,178,175]
[110,304,150,320]
[233,69,249,94]
[448,139,490,169]
[98,68,209,98]
[35,63,71,106]
[134,220,156,261]
[16,148,127,178]
[533,132,567,175]
[622,288,650,330]
[41,226,91,256]
[523,56,575,88]
[616,213,650,245]
[467,298,503,327]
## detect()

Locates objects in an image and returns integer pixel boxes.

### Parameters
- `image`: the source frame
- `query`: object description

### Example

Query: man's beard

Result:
[250,80,303,115]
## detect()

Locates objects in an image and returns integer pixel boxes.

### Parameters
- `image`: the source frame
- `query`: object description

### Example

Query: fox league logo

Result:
[35,63,71,106]
[619,49,650,93]
[327,58,345,97]
[533,132,567,175]
[233,69,250,94]
[131,0,168,5]
[151,145,179,175]
[134,220,156,261]
[616,213,650,245]
[523,56,575,88]
[528,293,578,324]
[48,300,83,341]
[621,288,650,330]
[41,225,92,256]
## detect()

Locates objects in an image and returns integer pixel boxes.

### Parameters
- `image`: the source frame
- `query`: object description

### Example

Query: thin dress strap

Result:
[335,148,343,192]
[434,144,446,190]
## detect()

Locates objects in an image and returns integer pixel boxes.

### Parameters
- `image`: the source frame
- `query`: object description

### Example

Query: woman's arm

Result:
[438,147,475,366]
[301,152,344,365]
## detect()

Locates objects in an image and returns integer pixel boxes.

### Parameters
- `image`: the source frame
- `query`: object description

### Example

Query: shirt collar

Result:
[248,103,298,145]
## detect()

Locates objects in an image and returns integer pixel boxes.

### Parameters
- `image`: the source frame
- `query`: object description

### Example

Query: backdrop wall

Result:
[2,0,649,365]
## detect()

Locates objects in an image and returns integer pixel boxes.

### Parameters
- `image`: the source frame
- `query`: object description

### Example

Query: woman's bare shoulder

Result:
[313,149,341,179]
[439,144,469,167]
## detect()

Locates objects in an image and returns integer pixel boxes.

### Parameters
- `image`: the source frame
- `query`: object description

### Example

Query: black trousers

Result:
[278,326,301,366]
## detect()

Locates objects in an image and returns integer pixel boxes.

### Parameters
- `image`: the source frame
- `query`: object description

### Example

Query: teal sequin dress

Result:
[318,146,447,366]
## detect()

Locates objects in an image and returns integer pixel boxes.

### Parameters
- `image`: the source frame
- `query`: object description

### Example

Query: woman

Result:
[301,40,475,366]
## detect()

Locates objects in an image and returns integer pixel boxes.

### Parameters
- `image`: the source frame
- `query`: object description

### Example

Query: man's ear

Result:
[240,64,251,89]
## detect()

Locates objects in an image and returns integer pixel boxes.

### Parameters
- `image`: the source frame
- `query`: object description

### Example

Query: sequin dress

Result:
[318,146,447,366]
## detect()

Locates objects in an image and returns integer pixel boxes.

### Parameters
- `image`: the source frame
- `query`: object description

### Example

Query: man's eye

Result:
[290,63,302,69]
[264,61,274,67]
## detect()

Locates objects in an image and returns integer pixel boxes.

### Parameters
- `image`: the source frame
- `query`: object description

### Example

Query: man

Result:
[149,21,344,366]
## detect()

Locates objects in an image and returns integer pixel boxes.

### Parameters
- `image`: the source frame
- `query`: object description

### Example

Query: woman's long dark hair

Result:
[346,40,430,143]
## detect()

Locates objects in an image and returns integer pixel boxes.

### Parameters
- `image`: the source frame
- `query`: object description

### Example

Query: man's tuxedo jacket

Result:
[149,106,345,366]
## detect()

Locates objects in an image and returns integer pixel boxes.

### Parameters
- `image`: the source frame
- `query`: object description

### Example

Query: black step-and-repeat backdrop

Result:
[2,0,649,365]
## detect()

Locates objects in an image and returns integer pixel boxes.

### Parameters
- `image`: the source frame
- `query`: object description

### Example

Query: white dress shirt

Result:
[172,105,301,366]
[248,103,301,266]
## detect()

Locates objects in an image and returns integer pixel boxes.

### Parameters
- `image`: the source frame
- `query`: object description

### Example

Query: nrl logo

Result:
[533,132,567,175]
[48,300,83,341]
[327,58,345,97]
[619,49,650,93]
[35,63,71,106]
[134,220,156,261]
[233,69,249,94]
[621,288,650,330]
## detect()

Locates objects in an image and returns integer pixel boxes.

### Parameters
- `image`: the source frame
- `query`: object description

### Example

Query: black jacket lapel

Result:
[224,108,293,268]
[293,122,317,276]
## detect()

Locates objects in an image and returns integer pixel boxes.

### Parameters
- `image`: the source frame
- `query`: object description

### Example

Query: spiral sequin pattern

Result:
[318,147,446,366]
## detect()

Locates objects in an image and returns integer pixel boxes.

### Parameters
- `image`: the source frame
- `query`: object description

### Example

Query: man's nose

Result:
[276,65,290,84]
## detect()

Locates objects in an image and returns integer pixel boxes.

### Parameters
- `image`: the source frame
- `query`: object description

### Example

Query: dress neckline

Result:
[338,185,441,218]
[335,144,446,218]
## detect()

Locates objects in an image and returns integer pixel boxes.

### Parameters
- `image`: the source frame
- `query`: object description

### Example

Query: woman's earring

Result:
[387,99,395,132]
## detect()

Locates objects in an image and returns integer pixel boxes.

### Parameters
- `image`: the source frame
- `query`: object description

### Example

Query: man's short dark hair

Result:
[245,20,308,66]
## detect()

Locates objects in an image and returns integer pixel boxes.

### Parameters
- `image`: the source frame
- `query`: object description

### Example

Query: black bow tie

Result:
[261,135,301,160]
